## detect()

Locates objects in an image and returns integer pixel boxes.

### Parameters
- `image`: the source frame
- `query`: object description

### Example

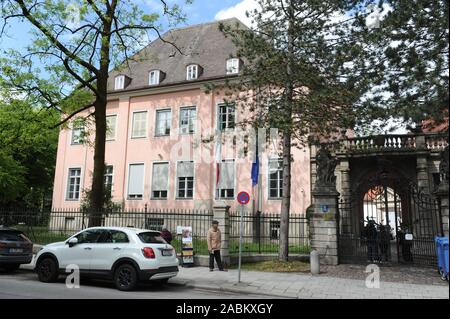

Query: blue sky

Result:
[0,0,252,53]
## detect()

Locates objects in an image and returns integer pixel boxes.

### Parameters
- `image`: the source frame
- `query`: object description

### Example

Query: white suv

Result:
[35,227,179,291]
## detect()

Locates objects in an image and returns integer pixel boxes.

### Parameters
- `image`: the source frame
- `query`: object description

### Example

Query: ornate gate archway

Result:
[338,170,443,266]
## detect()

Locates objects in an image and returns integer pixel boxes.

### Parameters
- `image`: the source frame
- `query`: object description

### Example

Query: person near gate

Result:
[160,226,173,244]
[365,220,379,262]
[207,220,227,272]
[378,224,390,262]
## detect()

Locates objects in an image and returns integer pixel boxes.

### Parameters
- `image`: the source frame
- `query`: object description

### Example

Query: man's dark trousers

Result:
[209,250,224,270]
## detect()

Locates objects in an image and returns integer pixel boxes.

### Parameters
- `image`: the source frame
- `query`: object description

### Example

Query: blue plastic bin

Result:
[435,236,449,281]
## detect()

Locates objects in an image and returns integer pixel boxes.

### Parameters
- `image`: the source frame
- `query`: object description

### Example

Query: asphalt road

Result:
[0,270,273,299]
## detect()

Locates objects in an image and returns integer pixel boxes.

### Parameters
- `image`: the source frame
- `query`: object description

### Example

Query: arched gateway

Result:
[310,132,449,266]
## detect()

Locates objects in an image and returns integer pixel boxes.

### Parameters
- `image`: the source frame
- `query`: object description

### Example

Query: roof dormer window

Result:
[114,75,125,90]
[149,70,160,85]
[226,58,240,74]
[186,64,199,81]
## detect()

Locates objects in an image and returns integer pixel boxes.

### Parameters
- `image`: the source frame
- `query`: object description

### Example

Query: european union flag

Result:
[251,155,259,186]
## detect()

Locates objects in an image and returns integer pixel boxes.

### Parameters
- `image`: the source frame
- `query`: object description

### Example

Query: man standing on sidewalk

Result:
[207,220,227,271]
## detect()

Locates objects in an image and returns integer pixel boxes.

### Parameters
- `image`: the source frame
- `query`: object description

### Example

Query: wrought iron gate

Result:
[338,176,443,266]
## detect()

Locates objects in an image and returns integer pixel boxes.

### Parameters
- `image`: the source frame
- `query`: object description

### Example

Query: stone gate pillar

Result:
[416,135,431,193]
[310,147,340,265]
[435,185,449,238]
[435,146,449,237]
[310,186,340,265]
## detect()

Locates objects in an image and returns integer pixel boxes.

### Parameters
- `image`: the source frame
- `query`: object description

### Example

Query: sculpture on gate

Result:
[315,146,338,188]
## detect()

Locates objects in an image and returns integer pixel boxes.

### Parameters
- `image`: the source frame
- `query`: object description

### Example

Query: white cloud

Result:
[365,2,393,29]
[214,0,260,27]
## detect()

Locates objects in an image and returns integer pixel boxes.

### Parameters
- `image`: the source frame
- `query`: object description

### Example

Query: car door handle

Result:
[113,247,121,250]
[84,247,92,250]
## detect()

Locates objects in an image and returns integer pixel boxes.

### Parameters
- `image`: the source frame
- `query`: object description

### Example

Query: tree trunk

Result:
[278,1,295,262]
[88,97,107,227]
[88,12,113,226]
[279,131,292,261]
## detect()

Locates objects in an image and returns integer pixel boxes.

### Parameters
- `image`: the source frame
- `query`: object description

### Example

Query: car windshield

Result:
[0,231,26,242]
[138,231,167,244]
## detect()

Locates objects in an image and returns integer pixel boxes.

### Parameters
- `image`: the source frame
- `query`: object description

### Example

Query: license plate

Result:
[162,250,172,256]
[9,248,23,253]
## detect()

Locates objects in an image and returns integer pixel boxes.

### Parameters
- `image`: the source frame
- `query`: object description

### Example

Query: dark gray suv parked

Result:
[0,227,33,272]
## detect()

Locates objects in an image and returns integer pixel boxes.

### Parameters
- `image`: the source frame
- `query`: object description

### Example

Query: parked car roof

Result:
[81,226,162,234]
[0,226,22,232]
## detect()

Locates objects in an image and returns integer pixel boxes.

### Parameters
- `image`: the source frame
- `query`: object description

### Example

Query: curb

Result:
[169,280,297,299]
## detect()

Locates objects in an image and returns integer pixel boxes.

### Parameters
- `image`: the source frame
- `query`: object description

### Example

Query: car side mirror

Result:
[67,237,78,247]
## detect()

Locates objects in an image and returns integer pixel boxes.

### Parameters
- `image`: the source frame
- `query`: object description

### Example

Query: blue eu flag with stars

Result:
[251,155,259,186]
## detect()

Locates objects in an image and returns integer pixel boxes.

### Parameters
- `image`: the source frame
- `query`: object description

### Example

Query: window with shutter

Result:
[151,162,169,199]
[216,160,235,199]
[127,164,144,199]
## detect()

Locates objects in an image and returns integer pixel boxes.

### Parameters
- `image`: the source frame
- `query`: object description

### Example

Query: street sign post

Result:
[237,191,250,283]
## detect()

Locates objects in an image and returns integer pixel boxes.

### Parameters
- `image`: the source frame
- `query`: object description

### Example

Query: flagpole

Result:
[215,128,222,203]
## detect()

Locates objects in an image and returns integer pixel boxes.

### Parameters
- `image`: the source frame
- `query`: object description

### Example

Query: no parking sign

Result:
[236,191,250,283]
[237,191,250,205]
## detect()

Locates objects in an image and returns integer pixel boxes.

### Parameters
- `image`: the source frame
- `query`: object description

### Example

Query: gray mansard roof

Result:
[108,18,247,92]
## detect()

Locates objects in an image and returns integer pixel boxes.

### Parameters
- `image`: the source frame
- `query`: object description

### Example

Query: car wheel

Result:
[2,264,20,272]
[37,258,59,283]
[114,264,137,291]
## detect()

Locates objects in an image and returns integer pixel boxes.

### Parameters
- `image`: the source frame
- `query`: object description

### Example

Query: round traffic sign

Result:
[237,191,250,205]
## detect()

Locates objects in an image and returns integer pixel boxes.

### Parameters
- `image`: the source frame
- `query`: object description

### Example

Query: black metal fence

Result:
[0,208,213,256]
[229,211,310,255]
[0,208,310,256]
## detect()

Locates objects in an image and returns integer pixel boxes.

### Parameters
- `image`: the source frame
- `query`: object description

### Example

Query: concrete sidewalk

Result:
[20,256,448,299]
[170,266,449,299]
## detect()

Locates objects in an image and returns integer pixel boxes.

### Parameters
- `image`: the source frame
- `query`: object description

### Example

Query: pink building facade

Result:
[51,19,312,214]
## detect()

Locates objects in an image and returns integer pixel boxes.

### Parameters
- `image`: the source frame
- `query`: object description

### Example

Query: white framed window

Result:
[151,162,169,199]
[155,109,171,136]
[66,168,81,200]
[149,70,160,85]
[127,163,144,199]
[269,159,283,199]
[71,125,84,145]
[186,64,198,80]
[216,159,235,199]
[131,111,147,138]
[218,103,235,130]
[226,58,240,74]
[106,115,117,140]
[179,106,196,134]
[114,75,125,90]
[177,161,194,199]
[104,165,113,196]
